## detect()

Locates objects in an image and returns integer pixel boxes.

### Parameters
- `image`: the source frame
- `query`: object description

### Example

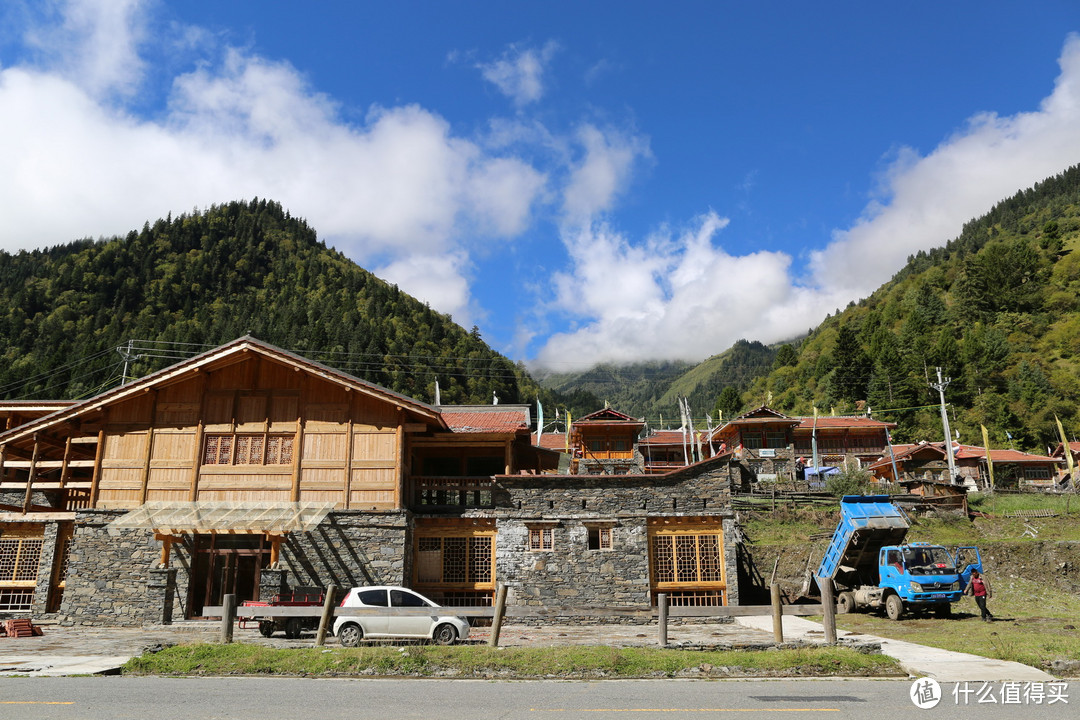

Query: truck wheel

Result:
[258,620,275,638]
[837,592,856,614]
[934,603,952,618]
[885,594,905,621]
[284,618,302,639]
[338,623,363,647]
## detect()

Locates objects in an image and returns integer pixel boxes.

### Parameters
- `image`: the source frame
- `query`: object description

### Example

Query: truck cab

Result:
[876,542,982,619]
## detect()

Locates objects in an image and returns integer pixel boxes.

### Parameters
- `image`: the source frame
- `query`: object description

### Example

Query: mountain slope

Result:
[0,199,535,406]
[742,164,1080,450]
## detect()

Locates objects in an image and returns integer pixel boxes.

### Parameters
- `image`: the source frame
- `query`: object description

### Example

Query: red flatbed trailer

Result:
[241,587,324,639]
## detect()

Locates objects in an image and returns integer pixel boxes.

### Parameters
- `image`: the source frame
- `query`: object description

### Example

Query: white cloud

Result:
[562,124,650,223]
[478,41,558,107]
[809,33,1080,296]
[0,2,548,323]
[534,34,1080,369]
[23,0,150,98]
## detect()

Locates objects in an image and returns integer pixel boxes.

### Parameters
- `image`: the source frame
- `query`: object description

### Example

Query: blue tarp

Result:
[804,466,841,476]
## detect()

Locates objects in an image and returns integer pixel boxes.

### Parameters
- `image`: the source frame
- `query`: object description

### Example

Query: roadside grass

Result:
[832,576,1080,671]
[122,643,901,678]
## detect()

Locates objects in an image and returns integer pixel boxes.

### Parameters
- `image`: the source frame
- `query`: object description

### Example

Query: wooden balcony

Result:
[410,476,504,510]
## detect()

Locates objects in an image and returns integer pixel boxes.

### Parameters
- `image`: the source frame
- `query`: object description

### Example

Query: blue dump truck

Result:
[817,495,982,620]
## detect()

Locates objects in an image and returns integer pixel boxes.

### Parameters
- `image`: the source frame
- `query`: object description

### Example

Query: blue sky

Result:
[2,1,1080,370]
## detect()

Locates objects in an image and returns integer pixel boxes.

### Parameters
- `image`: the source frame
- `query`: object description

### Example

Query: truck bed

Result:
[818,495,910,587]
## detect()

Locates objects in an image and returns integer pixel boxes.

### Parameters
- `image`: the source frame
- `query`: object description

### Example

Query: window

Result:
[529,527,555,551]
[390,589,430,607]
[416,535,493,584]
[0,534,44,612]
[1024,466,1051,479]
[649,530,725,587]
[741,433,763,449]
[203,434,293,466]
[613,439,627,452]
[588,440,604,452]
[587,526,613,551]
[356,589,389,606]
[765,432,787,449]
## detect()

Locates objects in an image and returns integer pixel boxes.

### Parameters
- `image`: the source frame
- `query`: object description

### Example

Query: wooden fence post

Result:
[316,586,338,647]
[658,593,668,646]
[488,583,508,647]
[220,594,236,644]
[819,576,836,644]
[770,584,783,643]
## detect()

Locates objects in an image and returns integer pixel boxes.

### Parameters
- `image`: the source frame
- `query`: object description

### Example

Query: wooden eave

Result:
[0,336,447,446]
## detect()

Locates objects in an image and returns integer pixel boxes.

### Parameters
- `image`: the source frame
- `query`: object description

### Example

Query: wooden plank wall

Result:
[93,356,405,510]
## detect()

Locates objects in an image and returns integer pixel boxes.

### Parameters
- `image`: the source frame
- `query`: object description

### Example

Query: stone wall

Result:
[279,510,410,592]
[58,510,162,626]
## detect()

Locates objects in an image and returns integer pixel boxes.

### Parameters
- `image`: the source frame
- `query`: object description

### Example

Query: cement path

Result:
[734,614,1055,682]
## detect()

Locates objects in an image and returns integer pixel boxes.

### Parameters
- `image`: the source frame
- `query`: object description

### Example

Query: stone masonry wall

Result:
[58,510,162,626]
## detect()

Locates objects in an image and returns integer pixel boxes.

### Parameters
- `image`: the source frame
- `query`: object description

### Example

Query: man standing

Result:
[963,569,994,621]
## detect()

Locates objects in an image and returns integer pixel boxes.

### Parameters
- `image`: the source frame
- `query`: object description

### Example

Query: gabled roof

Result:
[793,416,896,430]
[0,336,446,445]
[733,406,792,421]
[868,441,1060,470]
[638,430,691,446]
[574,408,642,424]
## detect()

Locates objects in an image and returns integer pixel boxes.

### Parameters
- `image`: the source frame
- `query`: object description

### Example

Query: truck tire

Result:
[837,592,856,614]
[258,620,275,638]
[284,617,303,639]
[885,594,905,621]
[933,603,952,618]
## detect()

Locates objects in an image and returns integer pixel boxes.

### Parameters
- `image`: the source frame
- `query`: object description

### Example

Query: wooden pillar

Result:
[657,592,669,646]
[820,575,837,644]
[343,416,354,509]
[189,373,208,501]
[770,583,784,642]
[23,435,40,513]
[504,439,512,475]
[158,536,172,568]
[290,375,305,502]
[59,436,73,488]
[0,443,6,483]
[89,429,106,507]
[140,431,156,504]
[268,535,281,567]
[394,409,404,509]
[488,583,508,647]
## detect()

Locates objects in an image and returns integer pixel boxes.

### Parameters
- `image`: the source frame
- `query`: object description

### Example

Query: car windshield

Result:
[902,546,955,570]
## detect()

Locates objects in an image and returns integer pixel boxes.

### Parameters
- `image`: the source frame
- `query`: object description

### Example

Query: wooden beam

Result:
[188,373,208,501]
[343,416,354,509]
[395,410,404,509]
[59,437,73,488]
[291,376,306,502]
[89,428,106,508]
[139,391,158,504]
[23,435,40,514]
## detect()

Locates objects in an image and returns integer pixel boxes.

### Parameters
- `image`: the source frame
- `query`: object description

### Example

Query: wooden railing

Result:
[411,476,500,509]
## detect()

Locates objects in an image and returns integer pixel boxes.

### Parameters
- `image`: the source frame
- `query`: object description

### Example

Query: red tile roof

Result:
[536,433,571,450]
[441,410,529,434]
[639,430,691,446]
[794,416,895,430]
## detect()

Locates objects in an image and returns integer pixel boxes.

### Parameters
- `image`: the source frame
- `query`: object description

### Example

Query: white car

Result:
[333,586,470,646]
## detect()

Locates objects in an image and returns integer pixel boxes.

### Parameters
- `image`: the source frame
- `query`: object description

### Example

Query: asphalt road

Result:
[0,677,1074,720]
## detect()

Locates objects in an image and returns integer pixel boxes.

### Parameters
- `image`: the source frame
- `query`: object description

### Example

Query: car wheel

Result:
[284,618,303,639]
[885,594,905,621]
[432,623,458,645]
[338,623,363,647]
[837,592,856,614]
[258,620,275,638]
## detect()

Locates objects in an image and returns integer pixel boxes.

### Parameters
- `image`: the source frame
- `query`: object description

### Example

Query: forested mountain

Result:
[537,341,777,424]
[0,199,542,407]
[737,164,1080,451]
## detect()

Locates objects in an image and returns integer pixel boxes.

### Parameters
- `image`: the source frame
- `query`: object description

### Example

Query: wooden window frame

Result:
[587,526,613,551]
[528,526,555,552]
[202,433,294,467]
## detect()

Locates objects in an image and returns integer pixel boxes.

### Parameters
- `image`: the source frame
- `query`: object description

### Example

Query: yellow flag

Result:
[981,425,995,489]
[1056,415,1074,481]
[565,411,572,453]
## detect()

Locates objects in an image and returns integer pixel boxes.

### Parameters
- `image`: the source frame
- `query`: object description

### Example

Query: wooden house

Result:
[0,338,740,624]
[568,408,645,475]
[868,441,1061,490]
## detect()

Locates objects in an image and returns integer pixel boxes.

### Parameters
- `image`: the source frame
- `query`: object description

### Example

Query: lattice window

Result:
[0,538,44,582]
[587,526,613,551]
[661,589,726,606]
[0,589,35,612]
[203,435,292,466]
[529,527,554,551]
[415,535,493,585]
[650,531,724,585]
[469,537,492,583]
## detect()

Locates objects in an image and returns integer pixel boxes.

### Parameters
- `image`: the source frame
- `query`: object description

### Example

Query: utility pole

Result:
[931,367,958,484]
[118,340,137,385]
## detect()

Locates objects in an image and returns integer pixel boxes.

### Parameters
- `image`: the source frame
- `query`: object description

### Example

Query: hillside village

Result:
[1,335,1075,628]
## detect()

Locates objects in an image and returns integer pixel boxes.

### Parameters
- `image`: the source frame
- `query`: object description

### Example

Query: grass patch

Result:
[122,643,900,679]
[832,575,1080,671]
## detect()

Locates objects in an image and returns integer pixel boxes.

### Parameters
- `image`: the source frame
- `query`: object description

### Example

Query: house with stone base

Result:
[0,337,739,626]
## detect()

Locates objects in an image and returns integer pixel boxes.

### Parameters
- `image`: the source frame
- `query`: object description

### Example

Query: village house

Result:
[0,337,739,626]
[867,441,1062,490]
